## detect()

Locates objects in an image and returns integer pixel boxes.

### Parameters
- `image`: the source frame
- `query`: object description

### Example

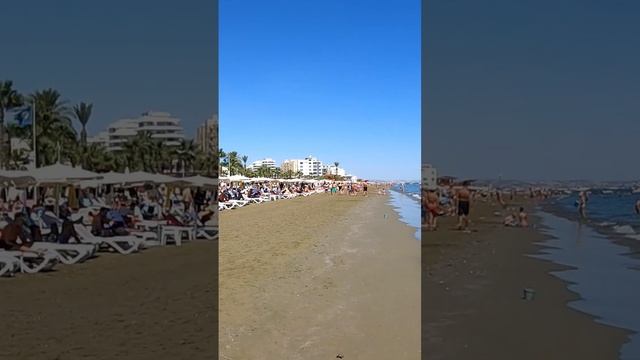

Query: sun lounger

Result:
[0,254,20,277]
[0,250,59,273]
[30,242,97,265]
[227,199,249,207]
[73,225,144,255]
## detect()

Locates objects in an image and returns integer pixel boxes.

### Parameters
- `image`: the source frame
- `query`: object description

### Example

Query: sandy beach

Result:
[423,199,630,359]
[220,191,420,360]
[0,240,217,360]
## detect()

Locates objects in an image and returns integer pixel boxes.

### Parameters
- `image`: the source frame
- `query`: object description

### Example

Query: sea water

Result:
[389,182,421,240]
[530,211,640,360]
[553,192,640,240]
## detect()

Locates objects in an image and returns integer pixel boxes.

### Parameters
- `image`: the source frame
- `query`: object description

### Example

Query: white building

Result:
[249,158,276,171]
[281,155,324,177]
[194,115,217,155]
[88,111,186,151]
[423,164,437,189]
[324,165,346,176]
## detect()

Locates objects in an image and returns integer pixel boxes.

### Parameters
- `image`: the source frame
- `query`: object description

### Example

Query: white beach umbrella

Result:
[0,170,36,186]
[31,163,102,185]
[227,174,250,182]
[183,175,218,188]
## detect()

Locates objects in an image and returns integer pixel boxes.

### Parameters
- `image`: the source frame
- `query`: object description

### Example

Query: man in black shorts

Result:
[456,181,471,231]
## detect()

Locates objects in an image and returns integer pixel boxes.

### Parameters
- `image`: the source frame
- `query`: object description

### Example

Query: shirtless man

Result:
[456,181,472,231]
[426,189,440,230]
[496,189,506,209]
[518,207,529,227]
[578,191,588,219]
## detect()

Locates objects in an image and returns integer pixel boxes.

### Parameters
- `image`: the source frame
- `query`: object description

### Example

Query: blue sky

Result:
[1,0,216,138]
[220,0,421,180]
[424,0,640,181]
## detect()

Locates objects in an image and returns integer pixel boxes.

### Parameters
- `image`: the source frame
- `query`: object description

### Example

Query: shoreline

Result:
[423,198,629,359]
[220,191,420,359]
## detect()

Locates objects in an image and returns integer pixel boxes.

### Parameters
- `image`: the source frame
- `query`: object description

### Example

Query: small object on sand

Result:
[384,213,387,219]
[337,353,344,358]
[522,288,535,300]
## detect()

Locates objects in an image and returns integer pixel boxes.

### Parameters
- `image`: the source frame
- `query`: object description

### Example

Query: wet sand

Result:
[0,240,216,360]
[220,191,420,360]
[423,198,630,359]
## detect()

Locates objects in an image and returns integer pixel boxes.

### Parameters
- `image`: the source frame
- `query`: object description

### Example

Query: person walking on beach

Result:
[456,181,471,231]
[577,191,588,219]
[426,189,440,230]
[518,207,528,227]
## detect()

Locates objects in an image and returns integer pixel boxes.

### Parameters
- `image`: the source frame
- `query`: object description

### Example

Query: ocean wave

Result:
[614,224,637,235]
[597,221,617,227]
[626,234,640,241]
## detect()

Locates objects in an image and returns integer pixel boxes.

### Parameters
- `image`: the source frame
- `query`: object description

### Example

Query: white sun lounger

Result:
[30,242,97,265]
[0,250,59,274]
[73,225,144,255]
[228,199,249,207]
[0,254,20,277]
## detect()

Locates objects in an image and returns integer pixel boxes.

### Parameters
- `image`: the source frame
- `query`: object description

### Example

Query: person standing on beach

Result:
[455,181,471,231]
[635,199,640,215]
[578,191,588,219]
[426,189,440,230]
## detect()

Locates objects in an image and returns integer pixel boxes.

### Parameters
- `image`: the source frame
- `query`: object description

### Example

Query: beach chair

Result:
[227,199,249,208]
[30,242,97,265]
[0,254,20,277]
[73,225,144,255]
[0,250,59,274]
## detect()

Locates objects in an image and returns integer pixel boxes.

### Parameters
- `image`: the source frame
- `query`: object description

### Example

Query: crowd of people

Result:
[423,182,530,232]
[0,183,218,276]
[217,180,372,209]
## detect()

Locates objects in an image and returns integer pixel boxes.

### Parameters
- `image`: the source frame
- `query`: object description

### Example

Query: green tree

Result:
[73,102,93,146]
[0,81,24,168]
[28,89,75,167]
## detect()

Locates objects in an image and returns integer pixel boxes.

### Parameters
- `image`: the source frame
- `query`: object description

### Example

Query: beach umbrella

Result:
[0,170,36,186]
[31,163,102,185]
[226,174,250,182]
[183,175,218,188]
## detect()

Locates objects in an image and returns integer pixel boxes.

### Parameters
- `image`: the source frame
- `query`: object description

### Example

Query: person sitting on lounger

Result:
[0,213,45,255]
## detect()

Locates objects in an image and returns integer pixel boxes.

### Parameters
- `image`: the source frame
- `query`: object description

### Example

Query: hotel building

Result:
[88,111,186,151]
[249,158,277,171]
[194,115,218,155]
[422,164,437,189]
[281,156,323,177]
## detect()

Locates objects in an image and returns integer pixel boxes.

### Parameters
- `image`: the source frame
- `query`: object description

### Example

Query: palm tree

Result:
[28,89,74,167]
[241,155,248,173]
[334,161,339,176]
[122,131,154,171]
[174,139,196,176]
[73,102,93,146]
[219,148,227,175]
[228,151,240,175]
[0,81,24,168]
